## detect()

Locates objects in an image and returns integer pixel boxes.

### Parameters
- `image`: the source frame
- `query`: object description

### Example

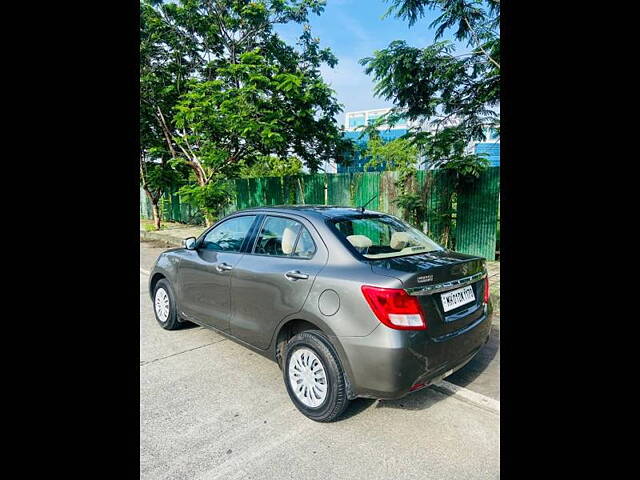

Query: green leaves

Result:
[140,1,350,222]
[239,155,303,178]
[178,180,234,216]
[364,135,419,173]
[357,1,498,232]
[275,73,302,92]
[362,0,499,178]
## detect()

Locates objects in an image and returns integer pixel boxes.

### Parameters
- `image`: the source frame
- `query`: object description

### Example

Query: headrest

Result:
[282,227,298,254]
[346,235,373,249]
[390,232,411,250]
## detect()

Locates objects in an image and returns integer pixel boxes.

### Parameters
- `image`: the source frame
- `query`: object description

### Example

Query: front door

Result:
[179,215,258,331]
[230,215,328,349]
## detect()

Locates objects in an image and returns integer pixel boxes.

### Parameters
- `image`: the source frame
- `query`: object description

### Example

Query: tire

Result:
[152,279,181,330]
[282,330,350,422]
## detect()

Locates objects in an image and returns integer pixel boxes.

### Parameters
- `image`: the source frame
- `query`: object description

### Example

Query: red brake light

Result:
[361,285,427,330]
[483,276,490,304]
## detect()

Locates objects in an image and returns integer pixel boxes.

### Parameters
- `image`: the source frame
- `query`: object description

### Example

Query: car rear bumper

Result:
[337,308,492,400]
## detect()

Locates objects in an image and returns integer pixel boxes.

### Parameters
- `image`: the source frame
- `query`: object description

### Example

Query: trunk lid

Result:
[369,250,487,339]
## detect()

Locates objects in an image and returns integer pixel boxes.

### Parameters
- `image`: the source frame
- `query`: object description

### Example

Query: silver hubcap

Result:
[154,288,170,322]
[288,348,328,408]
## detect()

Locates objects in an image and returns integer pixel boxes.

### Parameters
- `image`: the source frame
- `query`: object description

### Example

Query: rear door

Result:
[230,214,328,349]
[178,215,258,332]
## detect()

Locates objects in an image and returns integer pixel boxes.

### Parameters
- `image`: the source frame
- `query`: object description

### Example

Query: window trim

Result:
[248,214,317,260]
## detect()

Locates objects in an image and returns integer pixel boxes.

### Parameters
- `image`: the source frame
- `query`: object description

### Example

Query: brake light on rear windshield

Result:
[361,285,427,330]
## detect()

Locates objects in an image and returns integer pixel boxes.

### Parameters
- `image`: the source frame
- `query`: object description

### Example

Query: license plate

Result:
[441,285,475,312]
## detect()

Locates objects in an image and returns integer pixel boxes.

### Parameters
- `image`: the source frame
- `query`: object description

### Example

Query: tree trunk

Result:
[143,188,162,231]
[151,201,161,230]
[193,170,213,227]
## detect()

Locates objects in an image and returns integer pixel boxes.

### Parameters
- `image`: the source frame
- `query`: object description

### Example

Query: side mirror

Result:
[183,237,197,250]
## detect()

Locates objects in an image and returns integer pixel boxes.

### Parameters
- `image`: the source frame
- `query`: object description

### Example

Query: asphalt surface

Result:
[140,242,500,479]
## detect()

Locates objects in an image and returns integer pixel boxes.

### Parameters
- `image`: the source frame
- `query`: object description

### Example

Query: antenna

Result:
[358,193,378,213]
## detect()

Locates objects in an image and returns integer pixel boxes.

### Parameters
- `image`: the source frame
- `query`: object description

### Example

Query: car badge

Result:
[417,274,434,283]
[453,263,470,276]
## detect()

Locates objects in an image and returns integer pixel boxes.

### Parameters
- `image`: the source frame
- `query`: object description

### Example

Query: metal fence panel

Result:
[140,167,500,259]
[423,169,457,246]
[353,172,380,211]
[247,178,264,207]
[301,174,326,205]
[263,177,284,205]
[327,173,352,206]
[140,189,153,219]
[455,167,500,260]
[378,171,400,218]
[282,175,300,204]
[235,179,251,210]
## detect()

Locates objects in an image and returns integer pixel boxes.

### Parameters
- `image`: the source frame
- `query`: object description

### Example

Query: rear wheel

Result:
[283,330,350,422]
[153,279,181,330]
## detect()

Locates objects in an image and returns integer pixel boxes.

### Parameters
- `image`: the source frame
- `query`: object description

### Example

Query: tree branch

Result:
[463,17,500,70]
[155,106,179,159]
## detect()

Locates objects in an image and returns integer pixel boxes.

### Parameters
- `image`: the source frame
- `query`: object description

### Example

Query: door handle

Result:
[285,270,309,281]
[216,262,233,272]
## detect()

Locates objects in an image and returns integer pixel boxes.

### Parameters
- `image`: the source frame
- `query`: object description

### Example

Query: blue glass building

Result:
[473,127,500,166]
[474,142,500,167]
[338,128,408,173]
[337,109,500,172]
[338,108,411,173]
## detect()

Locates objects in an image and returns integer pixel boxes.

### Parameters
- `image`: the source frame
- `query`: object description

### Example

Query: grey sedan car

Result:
[149,206,492,422]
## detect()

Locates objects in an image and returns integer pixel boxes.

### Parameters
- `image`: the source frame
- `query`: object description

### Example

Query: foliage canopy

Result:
[361,0,499,175]
[140,0,352,225]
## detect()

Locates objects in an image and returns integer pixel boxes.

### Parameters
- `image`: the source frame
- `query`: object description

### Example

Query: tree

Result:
[239,155,303,178]
[360,0,499,174]
[364,134,419,173]
[140,0,198,229]
[145,0,353,225]
[358,0,499,244]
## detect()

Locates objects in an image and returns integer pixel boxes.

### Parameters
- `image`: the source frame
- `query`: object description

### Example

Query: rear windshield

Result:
[331,215,443,259]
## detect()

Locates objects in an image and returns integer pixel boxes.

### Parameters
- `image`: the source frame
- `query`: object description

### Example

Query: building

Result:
[344,108,413,131]
[319,108,500,173]
[471,127,500,167]
[338,108,411,173]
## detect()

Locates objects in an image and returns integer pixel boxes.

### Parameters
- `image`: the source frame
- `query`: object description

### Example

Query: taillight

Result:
[483,276,490,304]
[361,285,427,330]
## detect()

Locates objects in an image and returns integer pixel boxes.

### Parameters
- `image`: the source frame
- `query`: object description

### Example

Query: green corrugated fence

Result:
[455,167,500,260]
[140,167,500,260]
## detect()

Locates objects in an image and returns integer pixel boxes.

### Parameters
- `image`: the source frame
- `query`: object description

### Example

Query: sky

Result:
[274,0,465,126]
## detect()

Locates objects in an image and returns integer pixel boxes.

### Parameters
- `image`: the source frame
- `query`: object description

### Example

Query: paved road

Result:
[140,242,500,479]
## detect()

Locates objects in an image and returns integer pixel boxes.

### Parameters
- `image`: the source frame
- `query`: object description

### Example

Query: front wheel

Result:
[153,279,181,330]
[282,331,350,422]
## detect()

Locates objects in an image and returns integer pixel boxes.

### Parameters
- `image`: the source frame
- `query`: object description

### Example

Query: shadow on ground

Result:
[339,363,486,419]
[343,325,501,416]
[443,326,500,391]
[178,321,202,330]
[376,387,444,412]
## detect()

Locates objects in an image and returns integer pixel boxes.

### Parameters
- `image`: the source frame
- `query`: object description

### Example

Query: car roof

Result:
[236,205,385,221]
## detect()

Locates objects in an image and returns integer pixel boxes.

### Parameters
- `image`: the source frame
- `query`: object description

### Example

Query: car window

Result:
[201,215,256,252]
[292,228,316,258]
[331,215,443,259]
[253,216,305,257]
